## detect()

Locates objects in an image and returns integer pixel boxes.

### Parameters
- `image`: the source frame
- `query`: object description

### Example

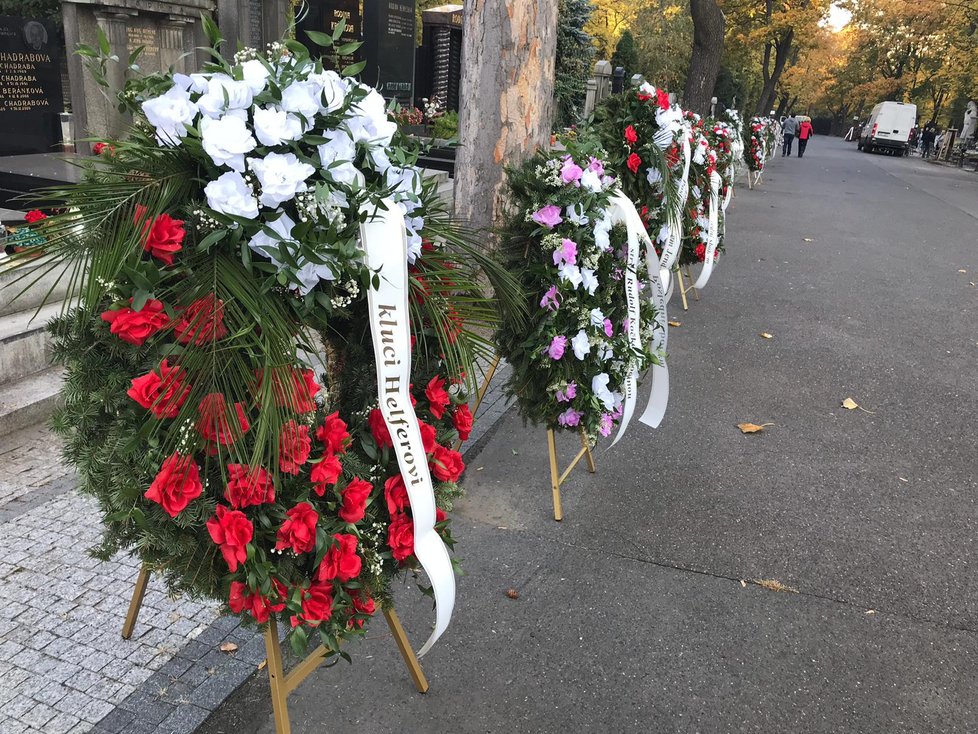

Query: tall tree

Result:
[454,0,560,234]
[585,0,639,57]
[683,0,725,114]
[554,0,596,128]
[611,29,639,79]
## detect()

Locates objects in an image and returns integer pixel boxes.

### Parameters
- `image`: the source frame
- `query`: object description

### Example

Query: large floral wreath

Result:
[746,116,769,172]
[676,111,718,268]
[495,142,659,440]
[18,24,518,656]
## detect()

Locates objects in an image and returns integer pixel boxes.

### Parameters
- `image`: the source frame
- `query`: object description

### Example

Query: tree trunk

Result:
[754,30,794,114]
[453,0,560,235]
[683,0,725,116]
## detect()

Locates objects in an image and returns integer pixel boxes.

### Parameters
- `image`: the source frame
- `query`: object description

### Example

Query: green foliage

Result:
[0,0,59,20]
[554,0,596,130]
[611,30,639,80]
[431,110,458,140]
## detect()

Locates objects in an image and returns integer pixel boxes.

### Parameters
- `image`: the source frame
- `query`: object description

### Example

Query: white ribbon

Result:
[604,190,670,446]
[660,136,691,297]
[360,199,455,657]
[692,170,722,290]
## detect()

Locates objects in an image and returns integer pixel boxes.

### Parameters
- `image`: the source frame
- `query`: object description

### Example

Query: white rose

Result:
[196,73,254,119]
[248,152,315,208]
[592,373,615,409]
[200,115,256,172]
[581,267,598,295]
[204,171,259,219]
[280,81,321,122]
[558,263,582,289]
[572,330,591,361]
[294,260,336,295]
[141,84,198,146]
[579,169,602,193]
[248,210,296,266]
[566,203,589,226]
[589,308,605,328]
[346,88,397,145]
[593,213,612,252]
[307,69,347,113]
[646,167,663,185]
[387,166,422,200]
[252,106,303,147]
[240,59,270,95]
[317,130,360,185]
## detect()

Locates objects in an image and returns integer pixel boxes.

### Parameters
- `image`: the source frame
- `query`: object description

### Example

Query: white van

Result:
[858,101,917,154]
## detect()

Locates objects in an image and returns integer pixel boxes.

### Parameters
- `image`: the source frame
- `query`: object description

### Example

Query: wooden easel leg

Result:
[453,354,502,452]
[264,618,291,734]
[684,267,700,301]
[579,428,595,473]
[383,608,429,694]
[546,428,563,522]
[676,268,690,311]
[121,565,151,640]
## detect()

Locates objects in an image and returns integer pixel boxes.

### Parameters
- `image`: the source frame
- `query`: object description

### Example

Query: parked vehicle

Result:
[858,102,917,154]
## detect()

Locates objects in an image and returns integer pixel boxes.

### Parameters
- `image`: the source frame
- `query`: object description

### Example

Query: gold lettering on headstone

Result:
[0,51,53,112]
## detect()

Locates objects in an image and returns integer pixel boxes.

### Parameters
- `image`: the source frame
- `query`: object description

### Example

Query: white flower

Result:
[196,73,254,119]
[589,308,605,328]
[657,224,671,245]
[294,260,337,294]
[646,167,663,185]
[691,185,701,200]
[141,84,198,146]
[599,343,614,362]
[240,59,270,94]
[558,263,582,289]
[281,80,321,122]
[692,147,706,165]
[566,203,589,226]
[252,106,303,147]
[200,114,257,172]
[248,210,296,266]
[347,88,397,146]
[370,148,393,175]
[387,166,422,201]
[580,169,603,193]
[581,267,598,295]
[248,152,316,208]
[592,373,616,409]
[204,171,259,219]
[593,213,612,252]
[571,330,591,360]
[317,129,360,185]
[173,72,209,94]
[307,70,347,113]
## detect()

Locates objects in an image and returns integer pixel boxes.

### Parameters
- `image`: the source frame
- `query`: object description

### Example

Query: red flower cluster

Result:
[279,420,311,474]
[225,463,275,508]
[317,533,361,582]
[101,299,169,346]
[627,152,642,174]
[145,453,202,517]
[196,393,250,452]
[291,582,333,627]
[207,505,253,572]
[128,359,190,419]
[275,502,319,554]
[229,579,287,623]
[624,125,638,144]
[135,205,186,266]
[425,376,450,419]
[338,477,372,523]
[173,294,227,345]
[24,209,46,224]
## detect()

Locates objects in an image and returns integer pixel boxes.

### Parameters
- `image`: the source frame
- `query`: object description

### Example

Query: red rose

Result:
[24,209,46,224]
[436,507,448,524]
[431,444,465,483]
[666,145,680,167]
[260,367,320,413]
[101,299,168,346]
[315,411,349,454]
[291,582,333,627]
[349,591,376,628]
[173,294,227,345]
[206,505,253,572]
[419,421,437,454]
[144,453,202,517]
[93,142,108,155]
[225,463,275,508]
[387,512,414,563]
[624,125,638,144]
[127,359,190,419]
[229,579,286,623]
[656,88,671,110]
[135,204,185,266]
[637,91,652,103]
[338,477,372,524]
[368,408,393,449]
[425,376,450,419]
[311,452,343,496]
[196,393,250,447]
[627,153,642,174]
[279,420,311,474]
[695,244,707,262]
[384,474,409,514]
[275,502,319,554]
[317,533,362,582]
[452,404,473,441]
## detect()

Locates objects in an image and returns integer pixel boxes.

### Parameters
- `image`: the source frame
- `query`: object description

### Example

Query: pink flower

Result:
[557,408,583,427]
[540,285,561,311]
[622,317,631,332]
[548,335,567,360]
[552,238,577,267]
[556,382,577,403]
[588,157,605,176]
[599,413,614,437]
[560,156,583,184]
[531,205,562,229]
[603,319,614,337]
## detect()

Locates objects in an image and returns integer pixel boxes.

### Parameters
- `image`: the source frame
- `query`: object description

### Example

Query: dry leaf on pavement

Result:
[219,642,238,653]
[737,422,773,434]
[760,332,774,339]
[842,397,875,413]
[668,320,682,327]
[803,237,814,242]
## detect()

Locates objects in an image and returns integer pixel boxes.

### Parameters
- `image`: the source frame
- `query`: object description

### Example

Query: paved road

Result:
[199,137,978,733]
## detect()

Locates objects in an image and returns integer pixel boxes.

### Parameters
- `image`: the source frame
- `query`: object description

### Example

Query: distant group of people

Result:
[912,122,940,158]
[781,113,814,158]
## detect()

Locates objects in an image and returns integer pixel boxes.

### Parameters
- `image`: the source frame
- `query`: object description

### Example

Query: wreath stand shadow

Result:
[121,566,428,733]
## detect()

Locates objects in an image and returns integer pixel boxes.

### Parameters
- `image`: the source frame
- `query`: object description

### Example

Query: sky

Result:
[827,2,853,30]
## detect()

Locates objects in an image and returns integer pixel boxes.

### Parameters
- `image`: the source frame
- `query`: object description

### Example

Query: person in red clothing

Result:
[797,118,814,158]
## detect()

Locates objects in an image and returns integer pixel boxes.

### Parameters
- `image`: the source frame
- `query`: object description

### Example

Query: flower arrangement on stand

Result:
[677,111,716,268]
[494,142,660,442]
[746,116,768,173]
[9,21,521,660]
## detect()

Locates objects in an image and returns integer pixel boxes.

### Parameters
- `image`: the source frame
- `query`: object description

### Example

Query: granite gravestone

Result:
[296,0,362,69]
[0,16,64,155]
[415,4,462,112]
[361,1,416,106]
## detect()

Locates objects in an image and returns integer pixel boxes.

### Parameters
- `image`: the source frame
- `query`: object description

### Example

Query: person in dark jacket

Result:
[921,123,937,159]
[797,119,814,157]
[782,114,799,156]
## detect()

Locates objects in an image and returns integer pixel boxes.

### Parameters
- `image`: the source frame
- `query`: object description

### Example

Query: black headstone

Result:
[0,16,63,155]
[415,5,462,112]
[297,0,363,71]
[361,1,416,106]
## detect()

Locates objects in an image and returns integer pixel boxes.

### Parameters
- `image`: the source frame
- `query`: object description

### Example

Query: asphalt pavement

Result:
[198,137,978,734]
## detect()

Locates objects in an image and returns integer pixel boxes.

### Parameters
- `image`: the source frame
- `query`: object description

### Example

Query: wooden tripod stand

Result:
[546,427,596,521]
[675,265,699,311]
[122,566,428,734]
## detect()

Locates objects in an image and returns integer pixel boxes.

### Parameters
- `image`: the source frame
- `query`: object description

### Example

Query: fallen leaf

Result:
[958,269,967,273]
[740,579,747,588]
[753,578,798,593]
[257,660,267,671]
[760,332,774,339]
[865,609,876,615]
[841,397,875,414]
[505,588,519,600]
[219,642,238,653]
[803,237,813,242]
[668,320,682,327]
[737,422,773,434]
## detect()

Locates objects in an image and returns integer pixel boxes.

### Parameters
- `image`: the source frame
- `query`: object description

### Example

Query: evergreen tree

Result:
[611,30,639,82]
[554,0,596,129]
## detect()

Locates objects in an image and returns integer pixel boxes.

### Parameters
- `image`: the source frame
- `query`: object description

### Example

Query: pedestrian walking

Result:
[921,122,936,159]
[782,113,799,156]
[797,118,814,158]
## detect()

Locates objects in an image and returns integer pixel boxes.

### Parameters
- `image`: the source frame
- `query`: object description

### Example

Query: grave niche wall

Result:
[0,15,65,155]
[61,0,215,154]
[415,4,461,112]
